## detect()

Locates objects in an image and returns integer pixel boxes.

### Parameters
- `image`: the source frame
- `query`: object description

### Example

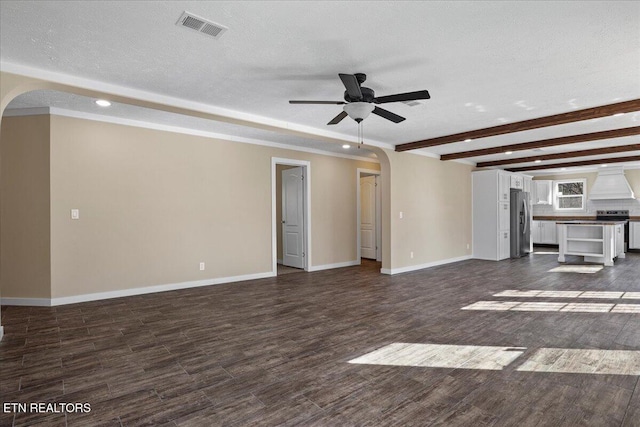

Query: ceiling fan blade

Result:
[372,106,406,123]
[327,111,348,125]
[289,100,345,104]
[374,90,431,104]
[338,73,363,100]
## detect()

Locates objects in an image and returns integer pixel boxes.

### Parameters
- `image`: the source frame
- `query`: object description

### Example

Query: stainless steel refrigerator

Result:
[510,189,531,258]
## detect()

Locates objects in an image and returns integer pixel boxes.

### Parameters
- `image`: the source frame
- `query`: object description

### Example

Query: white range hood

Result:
[589,167,635,200]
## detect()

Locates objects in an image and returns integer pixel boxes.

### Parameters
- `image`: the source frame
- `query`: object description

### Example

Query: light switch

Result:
[399,211,404,219]
[71,209,79,220]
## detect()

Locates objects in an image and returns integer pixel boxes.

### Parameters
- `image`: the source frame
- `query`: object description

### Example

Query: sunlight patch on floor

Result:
[350,343,640,376]
[493,290,637,299]
[459,301,521,311]
[579,291,624,299]
[549,265,603,274]
[537,290,583,298]
[348,343,525,370]
[611,304,640,313]
[516,348,640,375]
[561,303,614,313]
[462,301,640,313]
[510,302,567,312]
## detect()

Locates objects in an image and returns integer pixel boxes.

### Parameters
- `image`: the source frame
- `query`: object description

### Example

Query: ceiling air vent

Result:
[176,12,228,39]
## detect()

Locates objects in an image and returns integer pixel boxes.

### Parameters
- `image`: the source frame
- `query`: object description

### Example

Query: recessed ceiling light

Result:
[534,159,542,163]
[561,168,567,171]
[464,138,472,142]
[601,164,608,167]
[504,151,513,155]
[342,144,350,149]
[95,99,111,107]
[612,113,624,117]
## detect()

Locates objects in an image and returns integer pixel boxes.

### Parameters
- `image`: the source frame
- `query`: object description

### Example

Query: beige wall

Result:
[46,115,378,297]
[386,150,473,269]
[0,115,51,298]
[310,153,382,265]
[0,70,476,304]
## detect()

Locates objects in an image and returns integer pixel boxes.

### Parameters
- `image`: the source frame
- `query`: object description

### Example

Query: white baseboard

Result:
[0,326,4,342]
[308,260,360,272]
[380,255,473,275]
[0,271,276,307]
[0,297,51,306]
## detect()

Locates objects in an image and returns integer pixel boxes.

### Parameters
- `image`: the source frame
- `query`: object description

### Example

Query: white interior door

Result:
[360,175,377,259]
[282,166,304,268]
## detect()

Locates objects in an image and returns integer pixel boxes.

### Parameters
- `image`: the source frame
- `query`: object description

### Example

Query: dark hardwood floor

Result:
[1,253,640,426]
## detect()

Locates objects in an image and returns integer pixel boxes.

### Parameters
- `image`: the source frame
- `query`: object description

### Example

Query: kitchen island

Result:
[557,221,626,266]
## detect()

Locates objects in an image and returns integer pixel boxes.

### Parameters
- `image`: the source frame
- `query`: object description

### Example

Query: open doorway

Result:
[272,158,311,275]
[357,168,382,262]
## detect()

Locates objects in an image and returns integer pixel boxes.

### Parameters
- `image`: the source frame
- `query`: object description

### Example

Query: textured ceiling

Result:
[1,1,639,173]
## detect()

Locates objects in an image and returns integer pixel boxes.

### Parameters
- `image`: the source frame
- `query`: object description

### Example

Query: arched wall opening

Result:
[0,72,394,312]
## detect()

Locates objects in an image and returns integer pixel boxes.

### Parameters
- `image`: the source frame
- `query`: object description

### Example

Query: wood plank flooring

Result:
[1,252,640,426]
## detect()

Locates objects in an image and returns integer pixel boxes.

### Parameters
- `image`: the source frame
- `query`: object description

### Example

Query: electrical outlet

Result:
[71,209,79,220]
[410,251,414,259]
[399,211,404,219]
[199,262,205,271]
[467,243,470,250]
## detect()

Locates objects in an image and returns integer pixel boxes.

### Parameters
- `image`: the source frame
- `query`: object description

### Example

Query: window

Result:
[554,179,586,211]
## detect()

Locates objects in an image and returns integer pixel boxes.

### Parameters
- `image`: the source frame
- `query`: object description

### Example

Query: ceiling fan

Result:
[289,73,430,125]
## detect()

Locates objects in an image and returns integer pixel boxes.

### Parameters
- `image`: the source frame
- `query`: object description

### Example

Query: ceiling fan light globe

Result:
[344,102,374,121]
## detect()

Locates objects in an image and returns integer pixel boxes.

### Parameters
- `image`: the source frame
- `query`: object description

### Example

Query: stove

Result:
[596,210,630,250]
[595,210,630,221]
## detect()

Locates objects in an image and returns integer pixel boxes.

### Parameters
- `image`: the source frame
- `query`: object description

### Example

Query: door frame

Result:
[272,157,311,273]
[357,168,382,262]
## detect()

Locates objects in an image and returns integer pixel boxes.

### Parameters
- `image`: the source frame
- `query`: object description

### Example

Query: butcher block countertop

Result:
[534,216,640,221]
[555,220,628,225]
[533,216,595,221]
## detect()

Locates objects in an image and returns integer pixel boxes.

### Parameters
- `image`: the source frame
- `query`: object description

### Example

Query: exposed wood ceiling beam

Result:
[439,126,640,161]
[395,99,640,152]
[505,155,640,172]
[476,144,640,168]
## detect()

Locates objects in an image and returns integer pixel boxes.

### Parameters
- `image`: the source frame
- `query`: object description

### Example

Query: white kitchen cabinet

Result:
[498,172,510,202]
[630,222,640,249]
[472,170,512,261]
[615,224,624,257]
[542,221,557,244]
[532,180,552,205]
[523,176,532,194]
[532,220,558,244]
[532,220,541,243]
[510,175,523,190]
[558,222,625,266]
[499,230,511,260]
[499,202,510,231]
